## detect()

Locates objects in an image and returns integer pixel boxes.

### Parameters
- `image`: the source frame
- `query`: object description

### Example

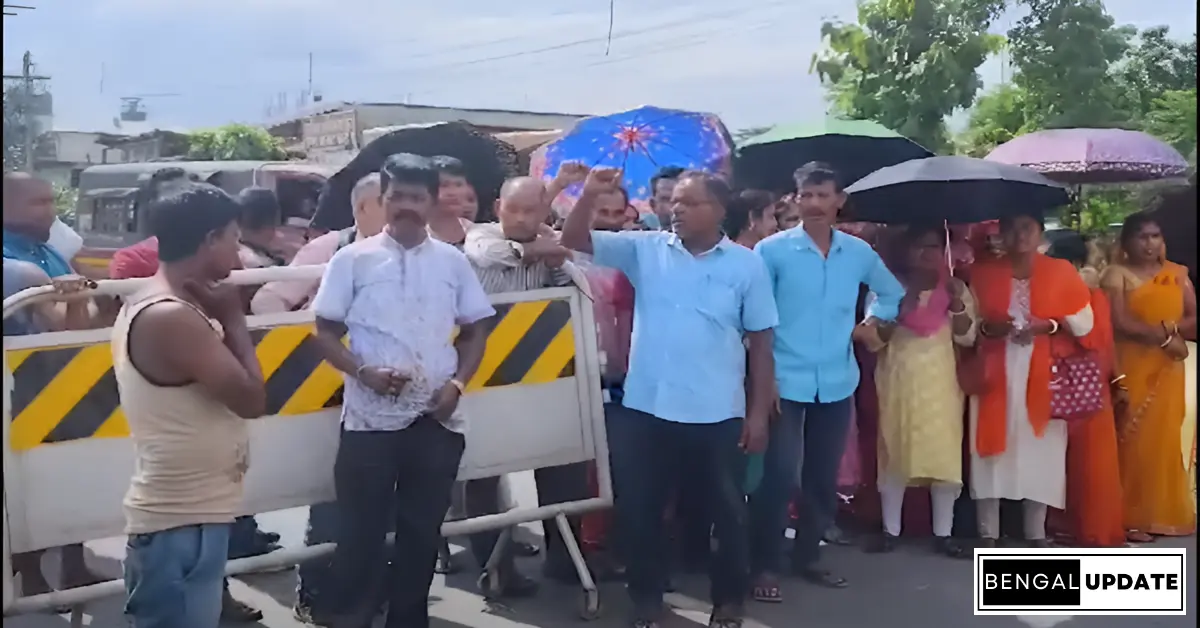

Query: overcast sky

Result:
[3,0,1195,134]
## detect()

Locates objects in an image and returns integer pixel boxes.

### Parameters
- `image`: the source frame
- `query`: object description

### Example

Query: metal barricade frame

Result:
[3,265,612,621]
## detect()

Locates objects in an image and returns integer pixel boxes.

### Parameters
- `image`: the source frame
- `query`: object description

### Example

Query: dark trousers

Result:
[673,454,713,569]
[296,501,339,611]
[609,408,748,615]
[748,398,852,575]
[327,417,465,628]
[464,463,588,572]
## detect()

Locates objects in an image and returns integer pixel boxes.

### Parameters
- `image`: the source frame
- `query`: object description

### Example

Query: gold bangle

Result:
[1047,319,1060,335]
[1110,374,1126,385]
[1160,334,1175,348]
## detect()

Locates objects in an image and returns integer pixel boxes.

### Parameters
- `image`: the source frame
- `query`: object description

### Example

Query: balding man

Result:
[465,176,576,292]
[3,172,73,275]
[3,173,107,597]
[251,173,385,314]
[462,174,593,596]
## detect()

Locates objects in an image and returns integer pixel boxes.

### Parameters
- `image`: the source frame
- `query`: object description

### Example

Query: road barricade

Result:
[3,265,611,621]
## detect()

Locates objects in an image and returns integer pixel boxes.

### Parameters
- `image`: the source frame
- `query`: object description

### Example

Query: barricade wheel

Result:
[578,589,601,621]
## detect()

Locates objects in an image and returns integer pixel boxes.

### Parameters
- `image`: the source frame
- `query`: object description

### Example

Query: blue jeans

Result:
[124,523,230,628]
[747,398,852,575]
[608,407,748,616]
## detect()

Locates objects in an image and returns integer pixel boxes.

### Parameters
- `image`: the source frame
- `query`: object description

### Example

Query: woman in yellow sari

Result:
[1102,211,1197,539]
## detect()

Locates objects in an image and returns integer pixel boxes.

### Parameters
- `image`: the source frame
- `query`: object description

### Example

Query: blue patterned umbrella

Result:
[533,105,734,215]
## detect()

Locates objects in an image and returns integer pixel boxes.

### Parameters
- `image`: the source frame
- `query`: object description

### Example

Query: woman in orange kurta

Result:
[1045,233,1128,547]
[1102,211,1197,538]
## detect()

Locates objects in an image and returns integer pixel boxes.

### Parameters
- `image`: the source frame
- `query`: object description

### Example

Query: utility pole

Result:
[3,51,51,172]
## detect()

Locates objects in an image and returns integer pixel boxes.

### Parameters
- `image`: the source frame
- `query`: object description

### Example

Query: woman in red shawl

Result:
[1044,232,1127,547]
[969,211,1099,547]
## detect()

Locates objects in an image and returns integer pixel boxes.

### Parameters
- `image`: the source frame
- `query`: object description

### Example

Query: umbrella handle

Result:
[945,220,954,274]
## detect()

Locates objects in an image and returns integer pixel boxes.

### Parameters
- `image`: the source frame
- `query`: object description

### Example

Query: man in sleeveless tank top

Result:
[310,154,493,628]
[114,183,267,628]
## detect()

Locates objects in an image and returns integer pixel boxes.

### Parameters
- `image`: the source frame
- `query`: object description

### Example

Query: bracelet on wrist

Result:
[1160,334,1175,348]
[1109,374,1126,385]
[1047,319,1060,335]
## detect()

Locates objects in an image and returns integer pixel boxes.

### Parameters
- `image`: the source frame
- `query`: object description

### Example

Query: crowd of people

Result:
[0,153,1195,628]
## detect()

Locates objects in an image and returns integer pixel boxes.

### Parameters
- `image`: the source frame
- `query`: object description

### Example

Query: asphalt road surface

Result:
[7,471,1194,628]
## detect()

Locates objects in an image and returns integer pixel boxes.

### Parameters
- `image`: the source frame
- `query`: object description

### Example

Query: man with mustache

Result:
[748,162,903,603]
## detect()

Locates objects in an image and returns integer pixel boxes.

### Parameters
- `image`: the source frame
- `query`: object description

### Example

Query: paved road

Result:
[8,471,1194,628]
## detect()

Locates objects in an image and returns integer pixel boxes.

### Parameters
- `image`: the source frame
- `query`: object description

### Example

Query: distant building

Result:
[96,130,191,164]
[265,101,586,164]
[32,130,127,188]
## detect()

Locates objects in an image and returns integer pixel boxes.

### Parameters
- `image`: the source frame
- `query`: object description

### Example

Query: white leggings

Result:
[976,498,1047,541]
[878,473,961,538]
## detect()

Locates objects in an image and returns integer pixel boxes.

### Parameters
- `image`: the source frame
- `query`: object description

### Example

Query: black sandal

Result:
[864,533,899,554]
[799,568,849,589]
[933,536,970,559]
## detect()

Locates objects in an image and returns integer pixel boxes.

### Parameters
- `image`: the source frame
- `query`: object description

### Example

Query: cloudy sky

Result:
[3,0,1195,134]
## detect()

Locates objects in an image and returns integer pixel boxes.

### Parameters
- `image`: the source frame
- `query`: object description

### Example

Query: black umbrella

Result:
[734,118,932,194]
[843,156,1072,224]
[312,121,519,231]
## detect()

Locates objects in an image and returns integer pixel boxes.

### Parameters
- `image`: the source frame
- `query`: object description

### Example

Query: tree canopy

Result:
[185,123,287,161]
[812,0,1196,233]
[962,3,1195,160]
[811,0,1007,153]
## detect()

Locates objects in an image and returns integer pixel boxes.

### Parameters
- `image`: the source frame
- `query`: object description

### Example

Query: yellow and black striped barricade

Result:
[3,266,609,619]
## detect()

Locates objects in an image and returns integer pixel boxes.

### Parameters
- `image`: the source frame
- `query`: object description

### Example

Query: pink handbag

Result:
[1049,351,1104,422]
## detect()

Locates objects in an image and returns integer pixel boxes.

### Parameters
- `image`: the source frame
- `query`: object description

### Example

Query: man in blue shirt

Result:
[3,172,74,277]
[748,162,903,602]
[562,166,777,628]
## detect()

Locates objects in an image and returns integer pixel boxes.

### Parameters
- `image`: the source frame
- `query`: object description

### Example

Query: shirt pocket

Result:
[696,275,740,325]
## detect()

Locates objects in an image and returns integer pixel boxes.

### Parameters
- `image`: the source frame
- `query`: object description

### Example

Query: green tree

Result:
[1142,89,1198,158]
[53,183,78,223]
[811,0,1007,153]
[1111,27,1196,121]
[3,85,28,172]
[1006,0,1135,129]
[186,123,287,161]
[959,83,1036,156]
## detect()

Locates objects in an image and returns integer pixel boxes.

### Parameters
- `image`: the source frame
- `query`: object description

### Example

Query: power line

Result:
[398,19,780,103]
[395,0,793,75]
[112,1,794,98]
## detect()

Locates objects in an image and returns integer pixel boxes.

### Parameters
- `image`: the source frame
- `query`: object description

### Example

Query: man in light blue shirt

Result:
[562,166,777,628]
[748,162,903,602]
